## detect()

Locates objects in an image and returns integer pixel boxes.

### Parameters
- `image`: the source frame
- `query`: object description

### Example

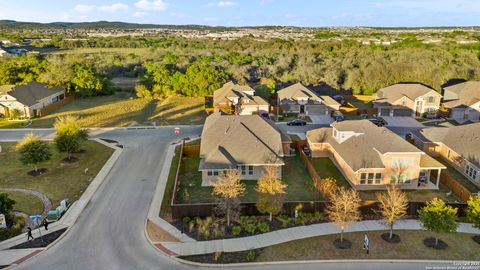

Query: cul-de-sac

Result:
[0,2,480,269]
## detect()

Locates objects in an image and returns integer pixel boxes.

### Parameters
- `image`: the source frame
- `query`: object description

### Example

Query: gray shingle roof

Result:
[277,83,340,106]
[213,81,268,106]
[443,81,480,108]
[1,82,65,106]
[307,120,422,171]
[411,123,480,167]
[199,112,284,170]
[375,83,440,106]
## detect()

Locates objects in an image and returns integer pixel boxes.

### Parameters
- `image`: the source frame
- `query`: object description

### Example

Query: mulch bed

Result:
[381,233,401,243]
[423,237,448,249]
[180,249,263,264]
[9,228,67,249]
[472,235,480,245]
[61,156,79,163]
[27,168,47,176]
[333,238,352,249]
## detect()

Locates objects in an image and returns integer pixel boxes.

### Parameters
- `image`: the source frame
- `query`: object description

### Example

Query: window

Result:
[207,170,219,176]
[392,157,414,168]
[207,171,212,176]
[375,173,382,184]
[466,164,478,181]
[248,166,254,176]
[237,165,248,176]
[367,173,374,184]
[360,173,367,184]
[213,170,219,176]
[428,96,435,103]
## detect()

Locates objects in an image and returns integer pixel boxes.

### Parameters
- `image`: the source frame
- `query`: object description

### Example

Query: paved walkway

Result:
[162,219,480,256]
[0,188,52,217]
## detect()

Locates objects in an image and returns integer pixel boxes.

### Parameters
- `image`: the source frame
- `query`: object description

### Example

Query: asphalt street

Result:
[0,128,460,270]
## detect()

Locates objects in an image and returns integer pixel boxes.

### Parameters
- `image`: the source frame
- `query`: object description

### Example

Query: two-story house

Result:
[374,83,442,118]
[442,81,480,122]
[306,120,445,190]
[199,112,291,186]
[213,81,269,115]
[411,123,480,188]
[0,82,66,118]
[277,83,340,116]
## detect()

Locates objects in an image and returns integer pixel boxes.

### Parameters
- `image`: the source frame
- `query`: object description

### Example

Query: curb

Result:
[0,125,204,132]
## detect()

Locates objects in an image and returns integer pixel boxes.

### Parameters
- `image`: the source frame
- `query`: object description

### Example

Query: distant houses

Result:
[442,81,480,122]
[213,81,269,115]
[0,82,67,118]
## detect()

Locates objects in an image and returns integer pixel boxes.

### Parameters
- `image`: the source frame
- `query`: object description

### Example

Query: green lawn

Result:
[348,98,373,109]
[256,230,480,261]
[0,140,113,207]
[26,93,206,128]
[175,155,320,204]
[277,114,312,123]
[0,120,29,129]
[439,158,479,193]
[309,158,350,187]
[2,191,44,215]
[160,145,182,219]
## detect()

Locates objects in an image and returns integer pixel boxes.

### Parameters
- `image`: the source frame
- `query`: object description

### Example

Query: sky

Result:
[0,0,479,27]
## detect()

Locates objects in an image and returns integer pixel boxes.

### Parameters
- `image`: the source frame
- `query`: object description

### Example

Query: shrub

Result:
[244,223,256,234]
[258,222,270,233]
[246,249,255,261]
[213,224,225,238]
[213,250,222,261]
[276,215,292,228]
[182,216,191,224]
[232,226,242,236]
[188,221,195,233]
[313,211,324,222]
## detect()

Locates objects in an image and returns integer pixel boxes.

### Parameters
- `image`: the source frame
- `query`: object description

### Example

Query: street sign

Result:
[174,127,180,135]
[0,214,6,229]
[29,214,44,242]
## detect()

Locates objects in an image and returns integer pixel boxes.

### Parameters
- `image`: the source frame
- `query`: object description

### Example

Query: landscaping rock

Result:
[9,228,67,249]
[381,233,401,243]
[333,238,352,249]
[423,237,448,249]
[27,168,47,176]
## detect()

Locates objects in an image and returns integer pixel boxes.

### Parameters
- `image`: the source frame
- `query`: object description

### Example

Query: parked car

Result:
[260,112,270,118]
[368,118,386,127]
[333,111,345,122]
[405,133,413,140]
[287,119,307,126]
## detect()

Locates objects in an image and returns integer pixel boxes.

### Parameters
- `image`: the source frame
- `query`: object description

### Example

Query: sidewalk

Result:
[0,138,123,266]
[161,219,480,256]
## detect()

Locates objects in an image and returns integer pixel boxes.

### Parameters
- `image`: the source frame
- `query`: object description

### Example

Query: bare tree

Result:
[212,170,245,226]
[256,166,287,221]
[326,187,361,243]
[376,186,409,240]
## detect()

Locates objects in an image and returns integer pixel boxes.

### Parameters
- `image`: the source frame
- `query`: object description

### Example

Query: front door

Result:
[300,105,305,114]
[415,101,423,117]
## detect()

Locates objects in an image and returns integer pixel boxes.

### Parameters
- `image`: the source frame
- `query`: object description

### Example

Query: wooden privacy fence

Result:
[183,143,200,156]
[37,95,74,116]
[293,141,321,184]
[170,200,467,219]
[440,171,472,202]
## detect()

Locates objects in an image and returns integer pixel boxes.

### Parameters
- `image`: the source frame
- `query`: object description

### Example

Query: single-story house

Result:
[442,81,480,122]
[213,81,269,115]
[374,83,442,118]
[199,112,291,186]
[277,83,340,115]
[306,120,445,190]
[0,82,66,118]
[411,123,480,188]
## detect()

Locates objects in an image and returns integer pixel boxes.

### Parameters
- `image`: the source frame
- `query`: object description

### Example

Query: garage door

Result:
[451,109,465,119]
[468,110,480,121]
[393,109,412,117]
[380,108,390,116]
[307,105,328,115]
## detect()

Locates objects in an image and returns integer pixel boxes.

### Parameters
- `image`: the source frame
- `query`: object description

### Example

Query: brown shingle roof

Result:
[277,83,340,106]
[374,83,440,106]
[443,81,480,108]
[213,81,268,106]
[1,82,65,106]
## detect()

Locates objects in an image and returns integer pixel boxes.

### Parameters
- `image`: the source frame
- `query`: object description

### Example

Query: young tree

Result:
[212,170,245,226]
[54,116,88,160]
[418,198,458,247]
[376,186,409,240]
[466,196,480,231]
[326,187,361,243]
[256,166,287,221]
[16,133,52,172]
[0,193,15,222]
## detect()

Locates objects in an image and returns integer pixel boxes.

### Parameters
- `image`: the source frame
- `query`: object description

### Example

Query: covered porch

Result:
[418,155,447,189]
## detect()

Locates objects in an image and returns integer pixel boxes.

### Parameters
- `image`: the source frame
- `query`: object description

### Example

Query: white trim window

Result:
[207,170,219,176]
[465,164,478,181]
[360,172,382,184]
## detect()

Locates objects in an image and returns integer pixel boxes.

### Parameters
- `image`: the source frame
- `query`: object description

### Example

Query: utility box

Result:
[0,214,6,229]
[47,209,61,221]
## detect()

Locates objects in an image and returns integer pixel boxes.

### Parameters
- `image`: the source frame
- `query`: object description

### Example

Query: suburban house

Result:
[199,112,291,186]
[411,123,480,188]
[0,82,66,118]
[277,83,340,115]
[373,83,442,118]
[213,81,269,115]
[306,120,445,190]
[442,81,480,122]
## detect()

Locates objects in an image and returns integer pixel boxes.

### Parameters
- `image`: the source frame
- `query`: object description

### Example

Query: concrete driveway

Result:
[382,116,424,128]
[309,115,334,125]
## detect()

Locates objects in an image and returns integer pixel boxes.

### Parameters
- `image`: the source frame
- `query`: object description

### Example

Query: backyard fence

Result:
[37,95,75,117]
[183,143,200,156]
[294,141,321,184]
[440,171,472,202]
[170,144,184,207]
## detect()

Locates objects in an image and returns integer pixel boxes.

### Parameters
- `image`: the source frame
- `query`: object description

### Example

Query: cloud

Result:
[133,11,148,17]
[135,0,169,11]
[260,0,274,5]
[208,1,237,8]
[98,3,129,12]
[74,4,95,13]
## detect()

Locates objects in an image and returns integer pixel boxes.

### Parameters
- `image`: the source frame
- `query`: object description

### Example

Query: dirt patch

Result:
[9,228,67,249]
[423,237,448,250]
[471,235,480,245]
[147,220,179,243]
[180,249,262,264]
[27,168,47,176]
[381,233,401,243]
[333,238,352,249]
[61,156,79,163]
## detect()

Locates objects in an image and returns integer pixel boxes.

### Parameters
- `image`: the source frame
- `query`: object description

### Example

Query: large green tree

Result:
[71,63,113,96]
[0,193,15,222]
[16,134,52,173]
[419,198,458,247]
[54,116,88,160]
